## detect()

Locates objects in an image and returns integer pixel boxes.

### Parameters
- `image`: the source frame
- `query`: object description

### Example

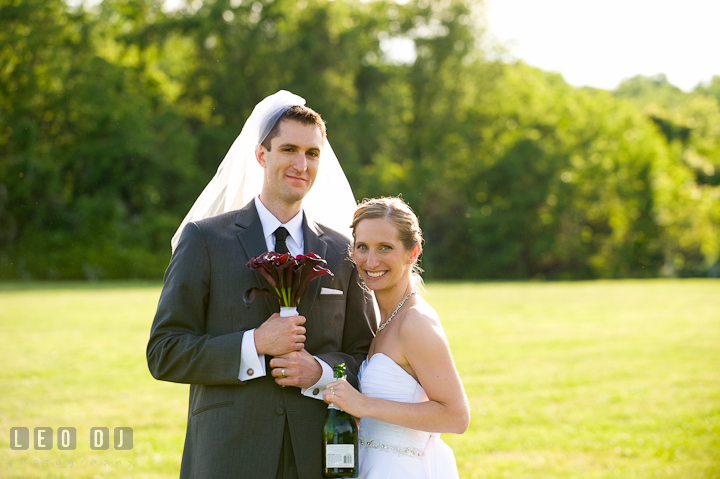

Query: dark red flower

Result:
[244,252,333,308]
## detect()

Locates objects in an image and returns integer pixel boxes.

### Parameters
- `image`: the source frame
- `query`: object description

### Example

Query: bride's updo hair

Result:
[351,197,425,293]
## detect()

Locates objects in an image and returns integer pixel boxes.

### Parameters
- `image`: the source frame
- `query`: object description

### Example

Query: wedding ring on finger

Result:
[331,388,335,395]
[281,368,286,378]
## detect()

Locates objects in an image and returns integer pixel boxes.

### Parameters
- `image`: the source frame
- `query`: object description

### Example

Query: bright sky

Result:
[483,0,720,92]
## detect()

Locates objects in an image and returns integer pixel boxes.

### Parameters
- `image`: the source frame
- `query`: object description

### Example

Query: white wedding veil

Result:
[171,90,358,252]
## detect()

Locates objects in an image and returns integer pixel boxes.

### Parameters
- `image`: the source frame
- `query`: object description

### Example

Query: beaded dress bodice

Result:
[358,353,431,457]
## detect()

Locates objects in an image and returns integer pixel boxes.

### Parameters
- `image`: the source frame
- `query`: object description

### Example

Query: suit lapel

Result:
[235,202,268,260]
[235,202,275,316]
[299,213,327,316]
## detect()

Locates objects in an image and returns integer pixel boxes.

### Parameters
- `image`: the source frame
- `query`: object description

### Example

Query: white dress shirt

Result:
[237,197,334,400]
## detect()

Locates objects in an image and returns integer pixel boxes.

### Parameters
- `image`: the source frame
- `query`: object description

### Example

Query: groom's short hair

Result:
[261,105,326,150]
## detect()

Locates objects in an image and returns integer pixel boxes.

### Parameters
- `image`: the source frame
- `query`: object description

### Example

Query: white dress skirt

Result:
[356,353,460,479]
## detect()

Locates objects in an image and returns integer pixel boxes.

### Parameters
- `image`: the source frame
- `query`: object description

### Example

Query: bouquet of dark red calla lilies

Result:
[244,252,334,308]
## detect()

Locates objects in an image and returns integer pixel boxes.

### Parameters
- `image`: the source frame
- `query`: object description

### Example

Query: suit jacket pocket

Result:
[189,384,234,417]
[192,400,234,417]
[318,294,345,301]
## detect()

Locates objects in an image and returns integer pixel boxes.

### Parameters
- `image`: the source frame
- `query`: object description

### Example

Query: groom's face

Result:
[256,119,323,206]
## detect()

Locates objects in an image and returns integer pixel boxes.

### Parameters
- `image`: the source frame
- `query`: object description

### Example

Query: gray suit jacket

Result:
[147,201,375,479]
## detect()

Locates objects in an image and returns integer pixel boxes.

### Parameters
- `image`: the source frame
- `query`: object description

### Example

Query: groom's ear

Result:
[255,144,267,167]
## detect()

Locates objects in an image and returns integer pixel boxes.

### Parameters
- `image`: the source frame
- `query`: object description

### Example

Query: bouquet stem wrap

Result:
[280,306,299,317]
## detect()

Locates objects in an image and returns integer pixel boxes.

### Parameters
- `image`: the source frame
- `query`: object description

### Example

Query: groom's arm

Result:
[147,222,246,385]
[148,222,305,385]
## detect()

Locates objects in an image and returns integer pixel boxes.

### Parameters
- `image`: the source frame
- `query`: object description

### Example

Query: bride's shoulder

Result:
[398,298,445,339]
[397,298,452,369]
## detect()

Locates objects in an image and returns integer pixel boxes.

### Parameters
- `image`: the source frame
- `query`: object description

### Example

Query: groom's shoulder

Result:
[182,210,247,246]
[193,210,240,229]
[315,222,352,248]
[193,202,256,232]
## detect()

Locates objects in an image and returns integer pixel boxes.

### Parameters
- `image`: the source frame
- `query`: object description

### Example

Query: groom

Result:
[147,104,375,478]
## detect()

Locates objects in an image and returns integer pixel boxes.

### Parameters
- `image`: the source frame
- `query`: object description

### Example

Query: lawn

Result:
[1,279,718,478]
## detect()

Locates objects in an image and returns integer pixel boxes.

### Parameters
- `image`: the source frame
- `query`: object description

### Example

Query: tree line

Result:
[1,0,719,280]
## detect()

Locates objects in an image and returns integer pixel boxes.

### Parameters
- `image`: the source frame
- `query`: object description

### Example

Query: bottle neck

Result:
[330,365,345,411]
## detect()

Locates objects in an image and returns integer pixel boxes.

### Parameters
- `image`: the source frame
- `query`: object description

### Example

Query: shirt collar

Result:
[254,197,304,252]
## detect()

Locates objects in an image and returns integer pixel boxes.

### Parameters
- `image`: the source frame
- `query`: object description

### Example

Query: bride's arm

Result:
[324,306,470,434]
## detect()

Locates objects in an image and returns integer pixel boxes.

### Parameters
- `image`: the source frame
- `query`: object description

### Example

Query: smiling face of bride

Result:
[351,197,423,297]
[353,218,416,295]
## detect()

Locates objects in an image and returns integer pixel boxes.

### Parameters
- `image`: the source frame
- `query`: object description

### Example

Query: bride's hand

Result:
[323,380,366,417]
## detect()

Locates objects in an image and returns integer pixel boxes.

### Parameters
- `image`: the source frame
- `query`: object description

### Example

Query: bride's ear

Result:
[408,244,421,264]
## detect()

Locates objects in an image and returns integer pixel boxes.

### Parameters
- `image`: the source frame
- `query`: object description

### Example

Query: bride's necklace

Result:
[377,290,416,332]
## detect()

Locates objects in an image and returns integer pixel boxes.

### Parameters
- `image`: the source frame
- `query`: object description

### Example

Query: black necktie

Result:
[274,227,289,254]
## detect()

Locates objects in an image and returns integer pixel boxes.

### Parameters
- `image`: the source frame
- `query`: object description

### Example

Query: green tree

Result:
[417,63,669,279]
[615,74,720,275]
[0,0,197,279]
[2,0,717,280]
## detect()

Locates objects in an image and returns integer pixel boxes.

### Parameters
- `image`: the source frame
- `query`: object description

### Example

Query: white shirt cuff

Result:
[301,358,334,400]
[238,329,266,381]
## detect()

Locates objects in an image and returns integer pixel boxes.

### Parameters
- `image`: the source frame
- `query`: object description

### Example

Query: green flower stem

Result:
[282,288,290,307]
[273,287,291,307]
[278,275,288,307]
[273,287,285,307]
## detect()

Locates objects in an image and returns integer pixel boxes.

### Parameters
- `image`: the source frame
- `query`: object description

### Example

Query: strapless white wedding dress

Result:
[356,353,460,479]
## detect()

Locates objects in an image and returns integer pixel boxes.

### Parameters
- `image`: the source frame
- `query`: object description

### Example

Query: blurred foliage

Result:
[614,74,720,276]
[0,0,199,279]
[1,0,718,280]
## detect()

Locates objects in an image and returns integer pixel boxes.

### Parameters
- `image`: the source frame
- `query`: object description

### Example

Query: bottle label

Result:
[325,444,355,468]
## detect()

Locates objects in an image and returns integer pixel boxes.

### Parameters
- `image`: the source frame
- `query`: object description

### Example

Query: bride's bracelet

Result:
[359,436,424,458]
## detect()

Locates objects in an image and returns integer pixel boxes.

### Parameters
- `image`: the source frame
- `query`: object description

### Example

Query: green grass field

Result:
[1,280,718,478]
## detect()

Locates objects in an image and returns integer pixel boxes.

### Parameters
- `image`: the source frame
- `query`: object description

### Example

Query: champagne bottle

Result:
[322,363,359,478]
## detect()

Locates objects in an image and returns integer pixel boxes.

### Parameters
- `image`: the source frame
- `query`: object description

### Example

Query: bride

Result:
[324,197,470,479]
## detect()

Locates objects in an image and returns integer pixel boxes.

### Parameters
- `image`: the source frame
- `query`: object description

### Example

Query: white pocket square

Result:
[320,287,343,295]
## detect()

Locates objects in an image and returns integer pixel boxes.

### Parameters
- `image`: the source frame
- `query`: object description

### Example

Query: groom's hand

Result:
[254,313,306,356]
[270,350,322,389]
